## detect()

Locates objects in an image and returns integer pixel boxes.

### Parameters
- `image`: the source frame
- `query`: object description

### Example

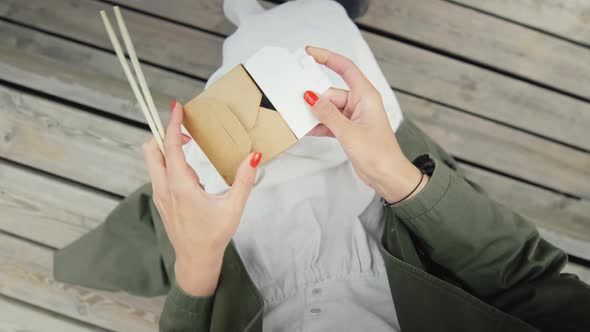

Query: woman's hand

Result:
[142,101,262,296]
[305,46,427,204]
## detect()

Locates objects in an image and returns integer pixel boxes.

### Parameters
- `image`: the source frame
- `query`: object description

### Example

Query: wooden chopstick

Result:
[100,8,166,153]
[113,7,166,140]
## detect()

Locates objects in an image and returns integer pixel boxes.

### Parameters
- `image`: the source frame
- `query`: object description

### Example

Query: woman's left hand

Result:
[141,101,261,296]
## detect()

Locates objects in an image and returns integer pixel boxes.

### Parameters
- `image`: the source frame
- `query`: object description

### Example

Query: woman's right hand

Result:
[142,101,262,296]
[304,46,427,204]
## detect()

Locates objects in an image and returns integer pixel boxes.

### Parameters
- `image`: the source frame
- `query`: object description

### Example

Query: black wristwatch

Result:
[380,154,435,207]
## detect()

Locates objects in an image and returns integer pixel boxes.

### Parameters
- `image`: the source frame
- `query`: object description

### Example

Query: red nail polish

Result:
[250,152,262,168]
[170,100,177,112]
[304,90,318,107]
[181,133,191,144]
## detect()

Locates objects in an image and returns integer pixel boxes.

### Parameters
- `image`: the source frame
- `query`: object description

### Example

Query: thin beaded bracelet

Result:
[380,154,434,207]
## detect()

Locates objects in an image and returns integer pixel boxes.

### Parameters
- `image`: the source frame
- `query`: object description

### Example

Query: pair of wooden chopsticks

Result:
[100,7,166,152]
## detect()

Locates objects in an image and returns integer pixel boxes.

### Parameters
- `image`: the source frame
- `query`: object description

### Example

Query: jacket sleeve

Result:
[392,119,590,330]
[159,283,214,332]
[158,241,264,332]
[389,156,568,298]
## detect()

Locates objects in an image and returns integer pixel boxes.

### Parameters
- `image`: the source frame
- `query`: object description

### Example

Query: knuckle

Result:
[343,56,354,67]
[314,98,331,114]
[320,106,337,122]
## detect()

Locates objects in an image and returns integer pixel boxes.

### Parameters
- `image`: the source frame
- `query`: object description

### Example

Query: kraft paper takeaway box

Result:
[183,47,332,185]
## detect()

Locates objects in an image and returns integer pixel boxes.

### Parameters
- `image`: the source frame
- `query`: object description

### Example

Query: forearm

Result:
[174,254,223,296]
[372,146,430,204]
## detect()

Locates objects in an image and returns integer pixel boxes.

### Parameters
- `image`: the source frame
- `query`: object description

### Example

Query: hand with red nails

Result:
[141,100,262,296]
[304,46,427,204]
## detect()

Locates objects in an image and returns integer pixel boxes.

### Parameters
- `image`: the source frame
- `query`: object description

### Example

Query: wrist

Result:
[374,157,428,204]
[174,253,224,297]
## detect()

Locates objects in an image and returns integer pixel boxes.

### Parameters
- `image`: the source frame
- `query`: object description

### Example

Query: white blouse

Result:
[184,0,404,331]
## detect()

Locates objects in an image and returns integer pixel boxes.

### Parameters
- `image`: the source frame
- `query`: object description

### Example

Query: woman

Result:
[55,0,590,331]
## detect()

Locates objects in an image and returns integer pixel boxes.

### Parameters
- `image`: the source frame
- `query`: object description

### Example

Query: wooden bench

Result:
[0,0,588,330]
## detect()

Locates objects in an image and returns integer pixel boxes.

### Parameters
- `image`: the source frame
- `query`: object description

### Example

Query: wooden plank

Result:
[0,21,202,124]
[0,295,107,332]
[365,31,590,152]
[460,164,590,260]
[398,93,590,199]
[357,0,590,99]
[0,0,221,79]
[3,0,590,152]
[0,160,117,249]
[0,232,161,332]
[563,263,590,285]
[112,0,235,35]
[0,85,150,196]
[450,0,590,47]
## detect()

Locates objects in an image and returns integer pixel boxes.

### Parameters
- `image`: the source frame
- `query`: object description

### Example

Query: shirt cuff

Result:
[388,156,452,220]
[167,281,215,316]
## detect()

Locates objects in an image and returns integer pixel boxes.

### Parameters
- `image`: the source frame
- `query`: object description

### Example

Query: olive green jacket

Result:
[54,120,590,332]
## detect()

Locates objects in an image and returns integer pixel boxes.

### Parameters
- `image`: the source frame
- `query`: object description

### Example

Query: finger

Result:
[306,124,335,137]
[304,90,351,139]
[164,100,201,187]
[227,152,261,209]
[181,133,192,145]
[141,137,167,192]
[322,87,349,109]
[306,46,373,92]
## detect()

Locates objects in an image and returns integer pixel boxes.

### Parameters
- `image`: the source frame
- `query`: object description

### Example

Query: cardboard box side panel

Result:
[183,100,251,185]
[249,107,297,163]
[200,65,261,130]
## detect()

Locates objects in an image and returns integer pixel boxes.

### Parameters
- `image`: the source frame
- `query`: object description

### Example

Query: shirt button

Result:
[312,288,322,295]
[310,308,321,314]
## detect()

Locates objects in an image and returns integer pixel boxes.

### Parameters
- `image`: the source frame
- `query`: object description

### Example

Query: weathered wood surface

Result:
[399,93,590,199]
[461,164,590,260]
[0,231,161,332]
[3,0,590,153]
[0,21,202,124]
[0,160,117,249]
[0,0,221,79]
[357,0,590,100]
[3,37,590,201]
[0,296,107,332]
[450,0,590,47]
[3,3,590,200]
[563,263,590,284]
[0,85,150,196]
[112,0,235,35]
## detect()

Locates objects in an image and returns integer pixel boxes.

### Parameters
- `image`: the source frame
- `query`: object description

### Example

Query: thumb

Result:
[228,152,262,208]
[304,90,350,138]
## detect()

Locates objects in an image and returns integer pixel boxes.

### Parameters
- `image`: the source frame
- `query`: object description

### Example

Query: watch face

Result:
[414,154,435,176]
